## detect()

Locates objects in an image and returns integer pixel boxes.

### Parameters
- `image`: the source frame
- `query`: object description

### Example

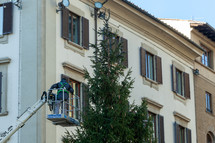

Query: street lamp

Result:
[56,0,70,13]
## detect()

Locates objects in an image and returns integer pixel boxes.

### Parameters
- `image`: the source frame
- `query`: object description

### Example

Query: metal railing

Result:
[48,88,81,120]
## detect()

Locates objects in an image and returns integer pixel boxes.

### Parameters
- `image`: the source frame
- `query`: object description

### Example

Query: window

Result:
[0,2,13,36]
[206,92,212,113]
[146,52,154,80]
[201,45,212,68]
[0,58,10,115]
[140,47,162,84]
[105,32,128,68]
[171,65,190,99]
[175,122,191,143]
[207,132,214,143]
[148,112,165,143]
[68,12,80,44]
[176,69,183,95]
[62,8,89,49]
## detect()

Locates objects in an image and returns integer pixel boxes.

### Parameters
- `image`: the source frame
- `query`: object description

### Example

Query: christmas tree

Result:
[62,18,154,143]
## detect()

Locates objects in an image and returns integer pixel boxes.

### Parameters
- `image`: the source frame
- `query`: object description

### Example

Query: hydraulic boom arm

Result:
[0,92,47,143]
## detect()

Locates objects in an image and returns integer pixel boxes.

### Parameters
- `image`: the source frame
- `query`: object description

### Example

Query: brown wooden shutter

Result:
[159,115,165,143]
[121,37,128,68]
[140,47,146,76]
[0,72,2,113]
[186,128,192,143]
[171,65,177,92]
[82,83,89,118]
[82,17,89,50]
[184,72,190,99]
[61,8,69,40]
[156,56,162,84]
[174,122,180,143]
[3,2,13,35]
[209,51,213,69]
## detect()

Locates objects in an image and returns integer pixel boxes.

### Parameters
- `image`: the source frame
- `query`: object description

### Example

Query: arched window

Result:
[207,132,214,143]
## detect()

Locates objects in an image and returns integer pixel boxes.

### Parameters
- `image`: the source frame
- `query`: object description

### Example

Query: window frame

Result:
[68,11,80,45]
[178,125,185,143]
[201,44,212,68]
[145,51,155,81]
[0,5,3,36]
[148,112,158,140]
[176,69,183,96]
[206,92,212,113]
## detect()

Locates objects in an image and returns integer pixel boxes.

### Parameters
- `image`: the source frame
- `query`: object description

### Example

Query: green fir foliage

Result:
[62,20,155,143]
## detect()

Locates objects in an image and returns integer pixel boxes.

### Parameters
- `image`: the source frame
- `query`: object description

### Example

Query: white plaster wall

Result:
[0,5,20,143]
[161,19,192,39]
[49,1,197,143]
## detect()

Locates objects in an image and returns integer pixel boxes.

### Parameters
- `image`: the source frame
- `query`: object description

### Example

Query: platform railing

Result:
[48,88,81,120]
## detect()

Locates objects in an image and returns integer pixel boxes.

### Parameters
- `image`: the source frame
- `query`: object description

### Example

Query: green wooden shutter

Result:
[140,47,146,76]
[61,8,69,40]
[3,2,13,35]
[82,17,89,49]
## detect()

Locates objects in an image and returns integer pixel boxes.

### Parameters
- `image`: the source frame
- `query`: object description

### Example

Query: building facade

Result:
[161,19,215,143]
[0,0,207,143]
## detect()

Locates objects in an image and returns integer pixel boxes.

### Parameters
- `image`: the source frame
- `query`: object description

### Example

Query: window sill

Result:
[142,77,159,91]
[0,111,8,116]
[0,35,8,44]
[65,40,85,56]
[173,92,186,105]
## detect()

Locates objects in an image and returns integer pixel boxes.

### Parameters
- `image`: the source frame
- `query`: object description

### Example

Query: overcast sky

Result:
[128,0,215,28]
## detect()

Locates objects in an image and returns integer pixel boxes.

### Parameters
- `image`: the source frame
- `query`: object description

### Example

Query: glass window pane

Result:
[176,70,182,95]
[0,6,4,36]
[73,15,79,44]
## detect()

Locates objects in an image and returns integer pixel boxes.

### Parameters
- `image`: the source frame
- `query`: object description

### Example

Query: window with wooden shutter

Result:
[171,64,190,99]
[61,8,89,49]
[140,47,163,84]
[0,72,2,113]
[186,128,192,143]
[175,122,192,143]
[0,2,13,36]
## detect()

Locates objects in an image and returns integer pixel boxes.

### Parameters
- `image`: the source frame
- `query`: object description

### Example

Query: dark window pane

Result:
[145,52,154,80]
[73,15,79,44]
[68,15,72,41]
[206,92,212,113]
[176,69,182,95]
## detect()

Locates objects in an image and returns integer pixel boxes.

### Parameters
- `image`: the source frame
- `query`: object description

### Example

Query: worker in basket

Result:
[49,78,74,115]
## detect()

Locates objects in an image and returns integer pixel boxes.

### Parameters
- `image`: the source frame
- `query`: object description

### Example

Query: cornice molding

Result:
[62,62,85,75]
[142,97,163,109]
[173,111,190,123]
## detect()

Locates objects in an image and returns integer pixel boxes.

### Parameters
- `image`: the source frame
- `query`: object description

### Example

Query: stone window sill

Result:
[65,40,85,56]
[173,92,186,105]
[0,35,8,44]
[142,77,159,91]
[0,111,8,117]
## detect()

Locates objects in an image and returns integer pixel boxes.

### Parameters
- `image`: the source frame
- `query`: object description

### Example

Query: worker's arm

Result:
[50,83,59,90]
[68,85,74,95]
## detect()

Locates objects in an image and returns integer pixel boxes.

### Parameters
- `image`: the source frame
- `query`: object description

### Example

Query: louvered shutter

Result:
[82,17,89,50]
[121,37,128,68]
[171,65,177,92]
[186,128,192,143]
[184,72,190,99]
[156,56,162,84]
[82,83,89,118]
[158,115,165,143]
[3,2,13,35]
[0,72,2,113]
[61,8,69,40]
[140,47,146,76]
[174,122,180,143]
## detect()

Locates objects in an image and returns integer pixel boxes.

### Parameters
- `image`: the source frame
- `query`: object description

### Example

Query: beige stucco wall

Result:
[40,1,200,143]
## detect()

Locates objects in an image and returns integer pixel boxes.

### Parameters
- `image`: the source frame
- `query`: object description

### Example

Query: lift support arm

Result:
[0,92,47,143]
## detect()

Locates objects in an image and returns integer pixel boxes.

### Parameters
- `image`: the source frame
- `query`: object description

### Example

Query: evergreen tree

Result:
[62,19,154,143]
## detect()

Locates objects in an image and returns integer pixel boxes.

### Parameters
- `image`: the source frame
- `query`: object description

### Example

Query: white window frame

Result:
[0,6,4,36]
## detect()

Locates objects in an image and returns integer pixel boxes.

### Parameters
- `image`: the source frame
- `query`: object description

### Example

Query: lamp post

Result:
[94,0,109,61]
